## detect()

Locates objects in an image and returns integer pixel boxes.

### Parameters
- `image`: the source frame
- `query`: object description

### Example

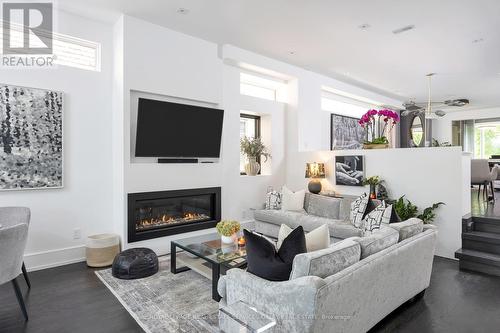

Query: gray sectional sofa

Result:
[253,193,366,241]
[218,193,438,333]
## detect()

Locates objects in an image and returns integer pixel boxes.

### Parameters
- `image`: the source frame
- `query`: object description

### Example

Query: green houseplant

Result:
[216,220,241,244]
[240,137,271,176]
[393,195,445,224]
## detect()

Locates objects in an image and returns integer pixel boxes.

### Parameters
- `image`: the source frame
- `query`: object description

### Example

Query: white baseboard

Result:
[24,245,86,271]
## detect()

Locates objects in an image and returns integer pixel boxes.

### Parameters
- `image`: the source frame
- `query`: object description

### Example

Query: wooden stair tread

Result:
[472,216,500,225]
[463,231,500,243]
[455,248,500,266]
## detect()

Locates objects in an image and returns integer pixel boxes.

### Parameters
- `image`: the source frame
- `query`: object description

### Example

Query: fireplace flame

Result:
[136,212,210,231]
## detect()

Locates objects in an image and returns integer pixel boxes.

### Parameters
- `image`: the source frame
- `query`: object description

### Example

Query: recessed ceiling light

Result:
[289,51,295,55]
[392,25,415,34]
[177,8,189,14]
[358,23,371,30]
[472,38,484,44]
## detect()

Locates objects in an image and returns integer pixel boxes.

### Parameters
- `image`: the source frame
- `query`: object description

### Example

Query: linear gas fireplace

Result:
[128,187,221,242]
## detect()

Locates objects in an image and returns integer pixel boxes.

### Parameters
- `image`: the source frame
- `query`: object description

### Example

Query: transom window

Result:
[0,21,101,72]
[240,72,285,101]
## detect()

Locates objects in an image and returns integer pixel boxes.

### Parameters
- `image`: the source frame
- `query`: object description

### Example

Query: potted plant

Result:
[358,109,399,149]
[362,176,383,199]
[240,137,271,176]
[393,195,445,224]
[216,220,241,244]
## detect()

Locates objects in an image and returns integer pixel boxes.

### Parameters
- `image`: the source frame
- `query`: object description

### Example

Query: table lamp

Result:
[305,162,326,194]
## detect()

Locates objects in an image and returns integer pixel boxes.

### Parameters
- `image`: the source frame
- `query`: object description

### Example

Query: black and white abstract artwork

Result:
[330,114,364,150]
[0,84,63,190]
[335,155,364,186]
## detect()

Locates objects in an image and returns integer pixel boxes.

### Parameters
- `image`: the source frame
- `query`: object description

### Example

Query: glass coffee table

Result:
[171,233,247,301]
[219,300,276,332]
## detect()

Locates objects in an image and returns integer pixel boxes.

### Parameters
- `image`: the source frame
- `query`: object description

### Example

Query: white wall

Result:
[0,10,114,270]
[3,11,468,268]
[113,16,287,255]
[285,147,467,259]
[433,107,500,144]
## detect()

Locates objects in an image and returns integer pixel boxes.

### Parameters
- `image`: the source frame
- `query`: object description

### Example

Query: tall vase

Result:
[369,184,377,199]
[244,157,261,176]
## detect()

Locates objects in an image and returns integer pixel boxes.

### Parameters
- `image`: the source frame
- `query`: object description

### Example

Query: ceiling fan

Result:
[400,73,469,118]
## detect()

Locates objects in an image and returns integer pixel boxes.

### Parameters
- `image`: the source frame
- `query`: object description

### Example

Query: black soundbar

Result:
[158,158,198,164]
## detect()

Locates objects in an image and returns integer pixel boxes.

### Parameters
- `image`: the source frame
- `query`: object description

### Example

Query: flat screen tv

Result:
[135,98,224,158]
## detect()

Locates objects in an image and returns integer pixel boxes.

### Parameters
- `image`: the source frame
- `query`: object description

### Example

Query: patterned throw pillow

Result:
[362,201,393,235]
[265,190,282,210]
[350,193,370,228]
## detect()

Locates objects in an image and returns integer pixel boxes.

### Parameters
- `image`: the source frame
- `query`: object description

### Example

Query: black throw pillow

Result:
[363,198,378,219]
[244,227,306,281]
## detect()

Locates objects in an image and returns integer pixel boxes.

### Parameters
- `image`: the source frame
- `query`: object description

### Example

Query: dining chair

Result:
[471,159,491,201]
[0,207,31,321]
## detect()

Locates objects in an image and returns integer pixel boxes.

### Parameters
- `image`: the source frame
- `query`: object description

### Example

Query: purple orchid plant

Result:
[358,109,399,144]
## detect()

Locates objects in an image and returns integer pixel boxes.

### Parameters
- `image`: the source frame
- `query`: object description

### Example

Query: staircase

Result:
[455,215,500,276]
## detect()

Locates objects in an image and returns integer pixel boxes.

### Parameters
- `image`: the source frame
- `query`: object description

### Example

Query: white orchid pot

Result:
[244,156,261,176]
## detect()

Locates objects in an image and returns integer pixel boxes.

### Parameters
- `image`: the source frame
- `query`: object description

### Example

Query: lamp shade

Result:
[305,162,326,179]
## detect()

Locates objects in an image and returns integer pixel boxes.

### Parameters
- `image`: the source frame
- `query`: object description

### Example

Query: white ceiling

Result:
[60,0,500,110]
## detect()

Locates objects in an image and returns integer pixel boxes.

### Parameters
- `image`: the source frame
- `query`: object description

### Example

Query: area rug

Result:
[95,256,219,333]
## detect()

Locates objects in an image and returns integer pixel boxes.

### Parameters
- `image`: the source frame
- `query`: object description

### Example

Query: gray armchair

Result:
[0,207,31,321]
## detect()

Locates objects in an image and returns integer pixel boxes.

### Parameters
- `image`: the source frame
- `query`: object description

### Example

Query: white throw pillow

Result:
[277,224,330,252]
[362,201,392,235]
[281,186,306,212]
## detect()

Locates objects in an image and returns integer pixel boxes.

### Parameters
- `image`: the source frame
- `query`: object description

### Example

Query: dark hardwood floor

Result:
[471,188,500,218]
[1,256,500,333]
[0,263,142,333]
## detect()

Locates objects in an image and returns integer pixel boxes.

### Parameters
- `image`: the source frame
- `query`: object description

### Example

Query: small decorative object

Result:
[358,109,399,149]
[362,176,383,199]
[330,114,365,150]
[86,233,120,267]
[305,162,326,194]
[335,155,364,186]
[216,220,241,244]
[238,236,246,247]
[0,84,63,190]
[112,248,159,280]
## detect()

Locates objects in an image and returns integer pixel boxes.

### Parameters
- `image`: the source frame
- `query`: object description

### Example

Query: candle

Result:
[238,236,246,247]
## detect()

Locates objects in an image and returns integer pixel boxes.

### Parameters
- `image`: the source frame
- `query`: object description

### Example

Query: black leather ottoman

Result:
[112,248,159,279]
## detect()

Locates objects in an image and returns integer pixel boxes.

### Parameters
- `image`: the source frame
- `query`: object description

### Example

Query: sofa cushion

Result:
[244,227,307,281]
[388,218,424,241]
[350,226,399,259]
[304,193,341,220]
[254,210,304,227]
[290,239,361,279]
[281,186,306,212]
[278,224,330,252]
[254,209,363,239]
